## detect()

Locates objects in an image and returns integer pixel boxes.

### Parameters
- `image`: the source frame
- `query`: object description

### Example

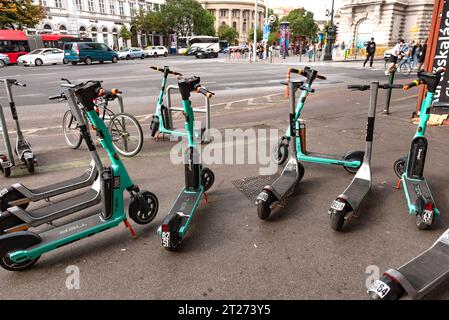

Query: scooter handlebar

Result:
[48,93,65,101]
[379,83,404,90]
[288,68,327,80]
[150,66,183,76]
[403,80,421,91]
[12,80,26,87]
[195,85,214,98]
[347,85,370,91]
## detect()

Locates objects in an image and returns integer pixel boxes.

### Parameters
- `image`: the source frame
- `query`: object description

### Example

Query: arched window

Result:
[91,27,97,42]
[112,28,119,50]
[59,25,67,34]
[355,19,373,49]
[43,24,52,34]
[221,21,226,26]
[242,20,247,33]
[232,21,237,29]
[102,27,109,47]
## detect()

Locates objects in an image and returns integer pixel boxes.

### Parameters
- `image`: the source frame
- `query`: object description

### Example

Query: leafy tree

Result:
[0,0,45,30]
[161,0,215,37]
[132,9,165,34]
[266,8,280,45]
[247,28,263,43]
[284,7,318,40]
[119,25,132,46]
[217,24,239,45]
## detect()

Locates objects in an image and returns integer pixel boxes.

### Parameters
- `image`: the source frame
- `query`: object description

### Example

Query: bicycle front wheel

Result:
[108,113,144,157]
[62,109,83,149]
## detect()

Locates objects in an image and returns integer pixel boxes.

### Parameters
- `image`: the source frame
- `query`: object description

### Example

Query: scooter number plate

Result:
[423,210,434,225]
[161,232,170,247]
[331,200,345,211]
[1,161,11,168]
[257,193,269,202]
[370,280,391,299]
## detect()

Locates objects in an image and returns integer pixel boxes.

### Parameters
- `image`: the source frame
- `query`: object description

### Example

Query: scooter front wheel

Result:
[343,150,364,174]
[0,166,11,178]
[128,191,159,225]
[272,140,289,166]
[256,190,275,220]
[201,168,215,192]
[0,254,40,271]
[25,157,34,174]
[393,156,407,178]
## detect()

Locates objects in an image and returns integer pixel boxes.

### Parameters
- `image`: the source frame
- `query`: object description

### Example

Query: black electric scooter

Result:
[328,81,403,231]
[255,79,305,220]
[0,79,36,176]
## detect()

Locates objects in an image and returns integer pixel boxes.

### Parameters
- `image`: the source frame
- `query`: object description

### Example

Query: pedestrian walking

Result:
[412,40,421,68]
[308,43,315,62]
[363,37,376,68]
[385,39,404,75]
[417,39,427,70]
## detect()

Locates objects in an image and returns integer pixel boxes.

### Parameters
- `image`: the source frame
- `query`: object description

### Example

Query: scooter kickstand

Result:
[395,179,402,190]
[123,219,137,239]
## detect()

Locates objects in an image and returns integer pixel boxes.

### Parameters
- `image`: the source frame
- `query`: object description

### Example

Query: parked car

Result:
[63,42,118,65]
[117,47,146,60]
[144,46,168,57]
[195,48,219,59]
[0,53,10,67]
[17,48,65,66]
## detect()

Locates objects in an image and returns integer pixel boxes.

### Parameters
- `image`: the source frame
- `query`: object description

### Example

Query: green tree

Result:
[284,7,318,40]
[267,8,280,45]
[217,24,239,45]
[247,28,263,43]
[161,0,215,37]
[119,25,132,47]
[0,0,45,30]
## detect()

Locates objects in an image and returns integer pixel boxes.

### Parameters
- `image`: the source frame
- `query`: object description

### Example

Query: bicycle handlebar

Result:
[12,80,26,87]
[347,85,370,91]
[150,66,183,76]
[49,93,65,101]
[403,80,421,91]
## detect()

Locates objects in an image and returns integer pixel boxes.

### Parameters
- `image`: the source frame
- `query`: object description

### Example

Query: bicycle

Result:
[59,79,144,157]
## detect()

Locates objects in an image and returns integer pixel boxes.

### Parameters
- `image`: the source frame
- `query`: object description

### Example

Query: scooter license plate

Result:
[369,280,391,299]
[1,161,11,168]
[161,232,170,247]
[423,210,434,225]
[331,200,345,211]
[257,193,269,202]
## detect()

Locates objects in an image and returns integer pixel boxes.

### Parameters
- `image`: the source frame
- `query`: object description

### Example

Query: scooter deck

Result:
[10,212,122,262]
[11,167,97,201]
[386,230,449,299]
[342,177,371,210]
[168,189,203,237]
[8,188,101,227]
[271,160,299,198]
[402,176,437,212]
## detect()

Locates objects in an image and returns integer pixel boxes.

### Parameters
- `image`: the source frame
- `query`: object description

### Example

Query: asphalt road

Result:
[0,55,448,300]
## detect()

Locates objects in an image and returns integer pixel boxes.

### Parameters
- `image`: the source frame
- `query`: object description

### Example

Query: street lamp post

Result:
[323,0,335,61]
[253,0,258,62]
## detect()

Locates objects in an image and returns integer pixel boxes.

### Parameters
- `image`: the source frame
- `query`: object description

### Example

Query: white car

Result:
[17,48,65,66]
[145,46,168,57]
[117,47,146,60]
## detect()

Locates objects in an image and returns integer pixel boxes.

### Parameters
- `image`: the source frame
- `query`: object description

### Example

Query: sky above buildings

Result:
[269,0,344,20]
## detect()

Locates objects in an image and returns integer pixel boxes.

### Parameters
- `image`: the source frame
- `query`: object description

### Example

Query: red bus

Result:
[0,30,92,63]
[0,30,30,64]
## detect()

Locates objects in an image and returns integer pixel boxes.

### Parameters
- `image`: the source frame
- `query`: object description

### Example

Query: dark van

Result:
[64,42,118,65]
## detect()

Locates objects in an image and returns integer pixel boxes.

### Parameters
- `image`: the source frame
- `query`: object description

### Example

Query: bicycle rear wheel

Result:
[62,109,83,149]
[108,113,144,157]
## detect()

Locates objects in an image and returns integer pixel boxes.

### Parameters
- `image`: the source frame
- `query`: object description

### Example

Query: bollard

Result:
[383,69,396,114]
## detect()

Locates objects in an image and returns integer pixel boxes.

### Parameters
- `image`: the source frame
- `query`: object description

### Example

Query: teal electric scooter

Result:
[157,76,215,251]
[0,82,158,271]
[392,69,445,230]
[273,67,364,173]
[149,66,185,139]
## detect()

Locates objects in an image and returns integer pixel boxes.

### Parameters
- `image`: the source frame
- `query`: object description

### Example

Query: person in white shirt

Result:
[385,39,405,75]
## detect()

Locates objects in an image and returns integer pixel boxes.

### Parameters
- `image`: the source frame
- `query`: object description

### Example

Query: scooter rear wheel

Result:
[162,214,182,251]
[0,211,26,234]
[128,191,159,225]
[256,190,275,220]
[368,275,406,300]
[343,151,364,174]
[0,254,39,271]
[330,208,347,231]
[393,156,407,178]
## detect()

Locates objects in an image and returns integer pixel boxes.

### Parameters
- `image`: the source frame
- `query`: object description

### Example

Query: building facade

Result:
[29,0,165,49]
[337,0,434,51]
[198,0,266,45]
